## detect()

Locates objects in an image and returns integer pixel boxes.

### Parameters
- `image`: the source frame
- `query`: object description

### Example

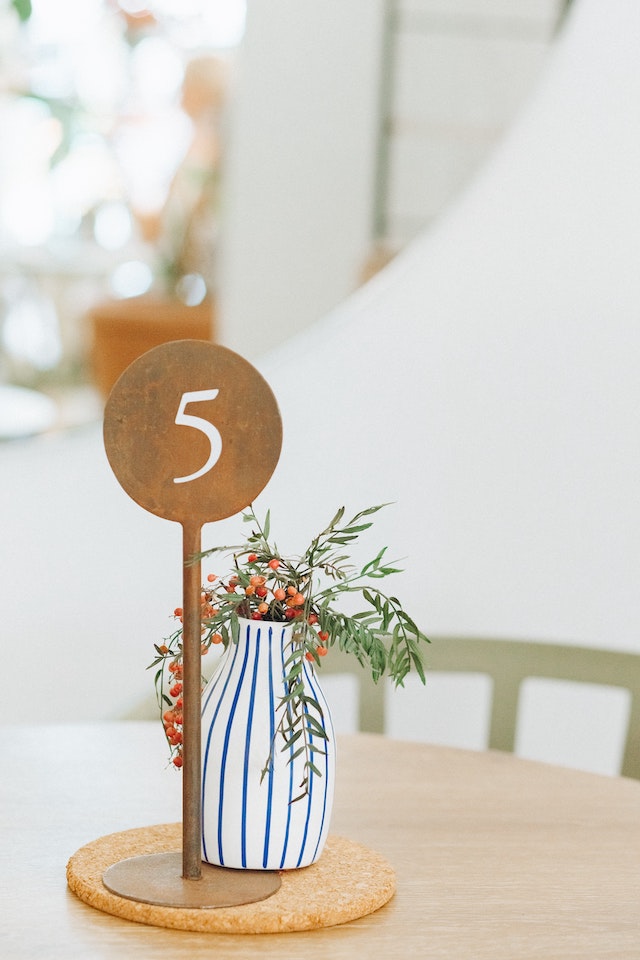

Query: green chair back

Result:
[320,637,640,779]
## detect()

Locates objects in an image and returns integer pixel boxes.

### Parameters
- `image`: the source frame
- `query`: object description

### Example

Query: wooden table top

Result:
[2,724,639,959]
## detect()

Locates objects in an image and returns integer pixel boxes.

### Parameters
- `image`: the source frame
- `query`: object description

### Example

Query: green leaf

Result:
[280,729,303,750]
[361,546,388,576]
[305,720,329,740]
[340,522,374,534]
[348,503,391,524]
[11,0,32,22]
[324,506,345,532]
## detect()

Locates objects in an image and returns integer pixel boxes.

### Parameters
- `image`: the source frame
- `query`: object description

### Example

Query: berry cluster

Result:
[156,633,186,767]
[196,551,332,656]
[153,591,223,768]
[151,554,333,768]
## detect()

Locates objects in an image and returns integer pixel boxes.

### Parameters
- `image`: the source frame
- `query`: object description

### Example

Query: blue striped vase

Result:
[201,617,335,870]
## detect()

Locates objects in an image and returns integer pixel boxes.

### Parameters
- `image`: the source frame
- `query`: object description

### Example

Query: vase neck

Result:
[235,618,295,647]
[229,618,301,677]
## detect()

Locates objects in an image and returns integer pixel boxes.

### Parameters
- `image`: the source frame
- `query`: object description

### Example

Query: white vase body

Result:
[201,617,335,870]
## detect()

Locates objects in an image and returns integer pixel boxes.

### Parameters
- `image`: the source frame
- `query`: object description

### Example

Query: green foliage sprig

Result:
[148,503,429,797]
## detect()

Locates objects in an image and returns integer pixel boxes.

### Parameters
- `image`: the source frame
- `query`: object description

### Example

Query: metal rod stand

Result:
[181,520,203,880]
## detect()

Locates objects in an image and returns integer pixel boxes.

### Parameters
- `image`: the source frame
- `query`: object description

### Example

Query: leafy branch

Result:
[150,502,430,792]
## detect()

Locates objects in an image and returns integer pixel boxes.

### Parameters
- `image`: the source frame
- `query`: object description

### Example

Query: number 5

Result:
[173,389,222,484]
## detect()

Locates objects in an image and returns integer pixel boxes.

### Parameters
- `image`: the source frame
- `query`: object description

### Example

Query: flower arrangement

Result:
[149,503,429,792]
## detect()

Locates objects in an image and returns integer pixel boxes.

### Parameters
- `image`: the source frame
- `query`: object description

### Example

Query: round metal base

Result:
[102,852,281,909]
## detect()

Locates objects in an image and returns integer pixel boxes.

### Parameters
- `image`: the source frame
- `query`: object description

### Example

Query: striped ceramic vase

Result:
[201,617,335,870]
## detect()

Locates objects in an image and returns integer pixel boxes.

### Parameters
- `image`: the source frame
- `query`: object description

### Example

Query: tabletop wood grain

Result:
[2,724,639,959]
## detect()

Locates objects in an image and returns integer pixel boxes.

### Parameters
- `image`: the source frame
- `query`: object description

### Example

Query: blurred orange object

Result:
[87,295,214,399]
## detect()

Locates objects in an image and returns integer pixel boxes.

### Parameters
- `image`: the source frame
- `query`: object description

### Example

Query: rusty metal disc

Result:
[103,339,282,525]
[102,852,282,909]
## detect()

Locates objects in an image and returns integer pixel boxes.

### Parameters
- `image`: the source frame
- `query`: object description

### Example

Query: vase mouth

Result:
[235,615,294,629]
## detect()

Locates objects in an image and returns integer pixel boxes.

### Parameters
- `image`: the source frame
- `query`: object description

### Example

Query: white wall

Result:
[218,0,565,348]
[384,0,564,247]
[217,0,386,358]
[251,0,640,656]
[241,0,640,774]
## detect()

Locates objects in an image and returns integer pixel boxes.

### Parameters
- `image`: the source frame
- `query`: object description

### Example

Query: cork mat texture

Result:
[67,824,396,933]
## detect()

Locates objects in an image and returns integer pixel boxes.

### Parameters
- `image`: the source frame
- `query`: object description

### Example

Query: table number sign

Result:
[102,339,283,908]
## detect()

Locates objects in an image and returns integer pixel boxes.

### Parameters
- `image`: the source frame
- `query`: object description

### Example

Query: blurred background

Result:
[13,0,637,783]
[0,0,242,434]
[0,0,568,438]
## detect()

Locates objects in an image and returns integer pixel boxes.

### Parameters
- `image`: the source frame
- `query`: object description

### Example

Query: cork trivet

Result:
[67,824,396,933]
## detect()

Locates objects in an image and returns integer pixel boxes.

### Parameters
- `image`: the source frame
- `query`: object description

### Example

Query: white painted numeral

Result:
[173,389,222,484]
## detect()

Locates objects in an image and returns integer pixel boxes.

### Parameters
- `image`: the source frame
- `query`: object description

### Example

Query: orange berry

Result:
[250,574,266,587]
[158,644,169,654]
[287,585,297,596]
[258,602,269,614]
[172,755,183,768]
[274,588,286,601]
[247,553,258,563]
[174,607,183,617]
[211,633,223,644]
[317,646,328,657]
[245,585,255,596]
[305,651,314,661]
[318,631,329,642]
[293,592,305,606]
[268,558,280,570]
[207,573,217,582]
